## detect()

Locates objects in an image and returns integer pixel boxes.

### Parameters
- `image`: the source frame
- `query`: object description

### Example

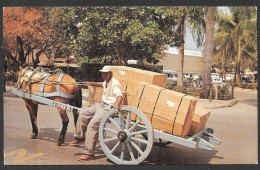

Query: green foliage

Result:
[49,7,180,65]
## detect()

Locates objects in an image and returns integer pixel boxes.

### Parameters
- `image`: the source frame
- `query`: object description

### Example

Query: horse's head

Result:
[18,64,27,77]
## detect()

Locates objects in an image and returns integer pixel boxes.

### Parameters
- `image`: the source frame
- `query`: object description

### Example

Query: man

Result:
[69,66,123,161]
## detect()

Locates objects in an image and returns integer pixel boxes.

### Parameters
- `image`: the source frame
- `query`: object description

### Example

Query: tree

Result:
[203,7,217,88]
[231,7,257,85]
[174,7,205,87]
[3,7,52,68]
[213,7,257,86]
[50,7,176,66]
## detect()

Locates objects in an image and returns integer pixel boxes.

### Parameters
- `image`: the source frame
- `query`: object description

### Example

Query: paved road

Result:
[3,88,258,165]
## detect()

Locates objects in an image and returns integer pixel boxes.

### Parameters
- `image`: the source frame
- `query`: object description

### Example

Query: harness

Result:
[36,73,73,99]
[18,67,74,99]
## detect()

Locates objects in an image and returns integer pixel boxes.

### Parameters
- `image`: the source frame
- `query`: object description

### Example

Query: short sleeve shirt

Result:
[102,77,123,106]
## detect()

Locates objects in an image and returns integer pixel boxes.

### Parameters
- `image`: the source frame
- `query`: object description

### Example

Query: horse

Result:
[17,65,82,146]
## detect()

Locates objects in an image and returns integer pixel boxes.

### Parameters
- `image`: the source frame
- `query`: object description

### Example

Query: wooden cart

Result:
[11,89,221,165]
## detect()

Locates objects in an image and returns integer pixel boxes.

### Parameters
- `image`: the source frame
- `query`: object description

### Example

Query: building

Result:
[159,47,204,74]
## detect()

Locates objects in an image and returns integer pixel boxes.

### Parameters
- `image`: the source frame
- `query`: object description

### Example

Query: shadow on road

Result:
[143,144,222,164]
[37,128,76,144]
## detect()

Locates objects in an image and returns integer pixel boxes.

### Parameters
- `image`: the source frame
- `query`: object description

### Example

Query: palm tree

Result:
[203,7,217,88]
[175,7,205,87]
[214,7,257,86]
[230,7,257,86]
[213,11,236,81]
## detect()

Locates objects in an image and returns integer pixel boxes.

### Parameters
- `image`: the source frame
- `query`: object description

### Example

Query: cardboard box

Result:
[172,96,197,137]
[151,115,174,134]
[128,82,149,121]
[86,86,104,106]
[153,89,185,122]
[128,69,167,87]
[86,86,96,106]
[94,87,104,103]
[111,66,139,81]
[117,78,128,91]
[188,106,211,136]
[128,82,149,108]
[138,84,165,122]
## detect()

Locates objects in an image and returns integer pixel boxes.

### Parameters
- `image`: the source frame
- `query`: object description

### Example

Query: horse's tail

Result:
[70,84,82,126]
[73,84,82,108]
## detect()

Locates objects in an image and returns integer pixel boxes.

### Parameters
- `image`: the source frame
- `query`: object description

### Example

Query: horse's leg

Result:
[24,99,38,139]
[56,107,69,146]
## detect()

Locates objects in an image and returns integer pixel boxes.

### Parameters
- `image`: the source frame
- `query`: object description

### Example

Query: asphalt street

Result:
[3,87,258,165]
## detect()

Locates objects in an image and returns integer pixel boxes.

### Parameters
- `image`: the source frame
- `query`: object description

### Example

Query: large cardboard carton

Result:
[117,78,128,91]
[153,89,185,122]
[128,69,167,88]
[128,82,149,108]
[138,84,165,122]
[151,115,174,134]
[111,66,139,81]
[128,82,149,121]
[86,86,96,106]
[86,86,103,106]
[172,96,197,137]
[94,86,103,103]
[188,106,211,136]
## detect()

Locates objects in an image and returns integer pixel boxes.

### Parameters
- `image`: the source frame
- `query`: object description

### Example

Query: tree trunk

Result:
[177,43,184,87]
[222,54,226,81]
[17,36,25,66]
[177,17,185,87]
[202,7,216,88]
[236,40,242,86]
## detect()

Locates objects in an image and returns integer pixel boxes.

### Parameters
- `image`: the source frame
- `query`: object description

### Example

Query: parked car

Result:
[183,72,191,79]
[192,73,202,81]
[163,70,178,82]
[211,73,221,81]
[241,74,253,83]
[225,74,234,81]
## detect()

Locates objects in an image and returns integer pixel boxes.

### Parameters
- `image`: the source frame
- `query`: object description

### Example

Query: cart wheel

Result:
[99,105,154,165]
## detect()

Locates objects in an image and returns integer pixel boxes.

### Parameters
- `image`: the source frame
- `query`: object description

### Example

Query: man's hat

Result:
[99,66,112,72]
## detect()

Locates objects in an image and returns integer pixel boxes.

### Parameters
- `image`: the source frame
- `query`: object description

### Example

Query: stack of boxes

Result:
[86,65,210,137]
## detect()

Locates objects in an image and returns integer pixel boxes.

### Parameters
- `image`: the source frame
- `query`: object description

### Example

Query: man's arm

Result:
[88,82,103,87]
[114,96,123,111]
[82,82,103,88]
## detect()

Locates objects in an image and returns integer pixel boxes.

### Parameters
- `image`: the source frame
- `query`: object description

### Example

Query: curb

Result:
[200,99,238,109]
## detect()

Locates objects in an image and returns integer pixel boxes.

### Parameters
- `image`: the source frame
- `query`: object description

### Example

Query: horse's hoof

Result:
[56,142,62,146]
[30,133,37,139]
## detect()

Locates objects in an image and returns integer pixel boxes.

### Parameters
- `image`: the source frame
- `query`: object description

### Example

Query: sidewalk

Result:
[3,85,242,109]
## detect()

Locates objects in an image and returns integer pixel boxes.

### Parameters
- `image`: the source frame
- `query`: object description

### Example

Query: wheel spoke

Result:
[109,117,121,130]
[126,142,135,161]
[104,136,118,143]
[131,137,148,145]
[130,140,144,155]
[129,119,141,132]
[120,143,126,160]
[104,127,118,134]
[125,111,131,129]
[110,141,120,154]
[130,129,147,136]
[119,116,126,129]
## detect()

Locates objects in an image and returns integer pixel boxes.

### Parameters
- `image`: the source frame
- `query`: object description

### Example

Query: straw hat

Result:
[99,66,112,72]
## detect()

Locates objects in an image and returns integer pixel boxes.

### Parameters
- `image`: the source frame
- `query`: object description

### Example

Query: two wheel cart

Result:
[12,88,221,165]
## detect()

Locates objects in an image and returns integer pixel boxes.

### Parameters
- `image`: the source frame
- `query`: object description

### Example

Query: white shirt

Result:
[102,77,123,106]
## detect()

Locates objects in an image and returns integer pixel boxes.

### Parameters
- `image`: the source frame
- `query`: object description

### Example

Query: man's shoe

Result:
[78,154,95,161]
[69,138,85,146]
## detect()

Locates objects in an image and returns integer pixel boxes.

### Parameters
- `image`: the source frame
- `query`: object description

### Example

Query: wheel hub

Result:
[117,131,127,142]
